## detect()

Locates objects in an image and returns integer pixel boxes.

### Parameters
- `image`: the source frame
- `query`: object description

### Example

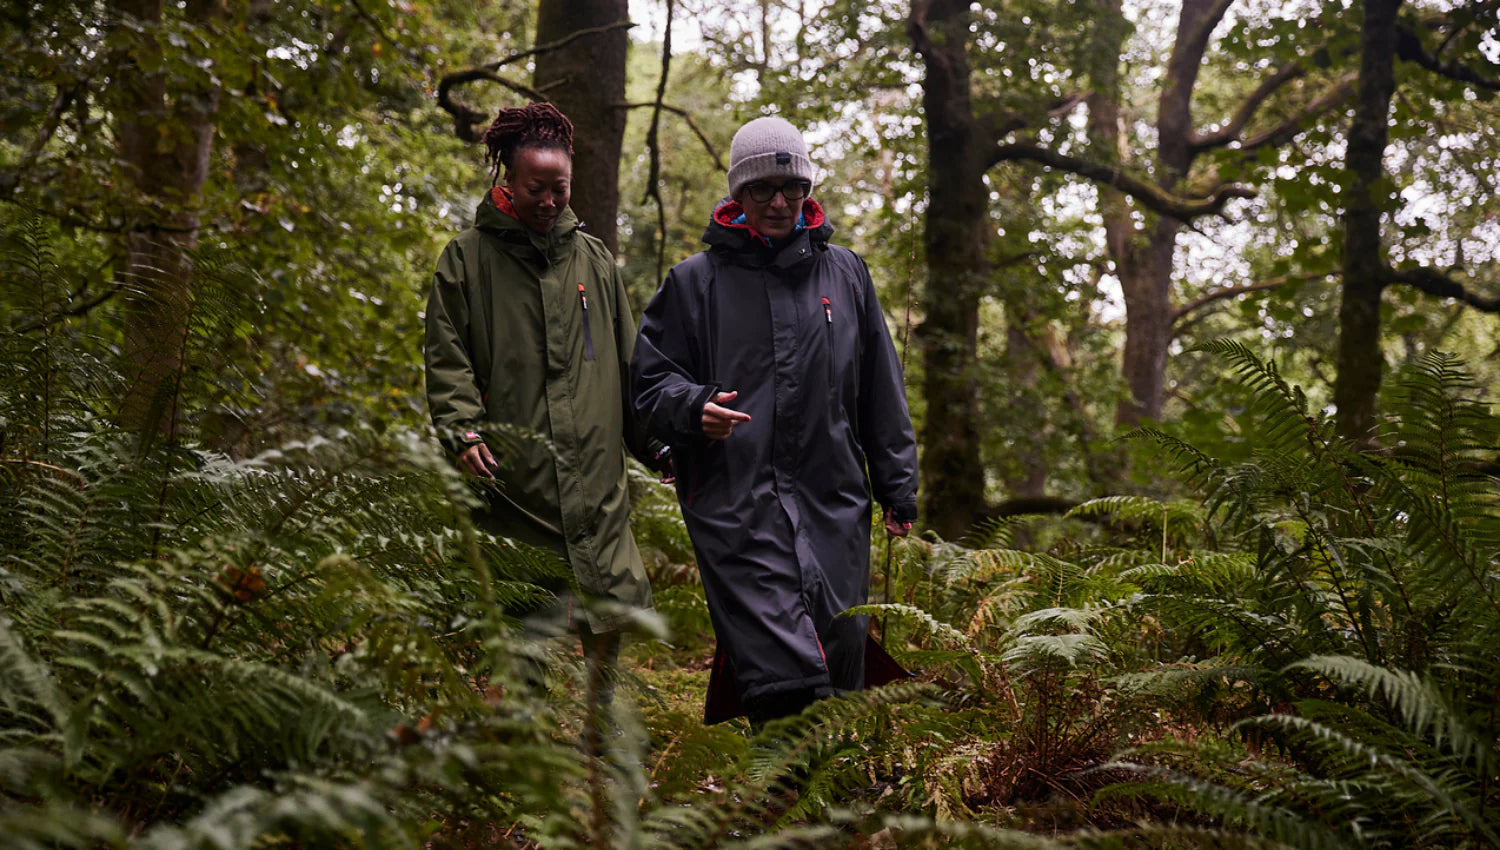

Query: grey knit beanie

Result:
[727,116,815,199]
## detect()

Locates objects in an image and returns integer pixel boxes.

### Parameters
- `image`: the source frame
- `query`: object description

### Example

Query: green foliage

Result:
[1105,347,1500,848]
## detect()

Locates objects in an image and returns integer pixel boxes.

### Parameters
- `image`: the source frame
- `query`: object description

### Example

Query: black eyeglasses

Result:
[743,180,811,203]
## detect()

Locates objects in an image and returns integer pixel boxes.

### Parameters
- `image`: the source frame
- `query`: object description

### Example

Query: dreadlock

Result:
[482,102,575,180]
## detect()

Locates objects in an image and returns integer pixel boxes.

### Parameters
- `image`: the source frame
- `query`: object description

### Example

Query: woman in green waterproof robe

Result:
[423,103,668,678]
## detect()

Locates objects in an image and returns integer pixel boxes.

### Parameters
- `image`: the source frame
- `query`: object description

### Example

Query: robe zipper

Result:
[578,283,595,361]
[822,296,834,389]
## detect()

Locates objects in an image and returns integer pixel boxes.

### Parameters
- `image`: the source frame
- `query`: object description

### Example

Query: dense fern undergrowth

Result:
[4,226,1499,848]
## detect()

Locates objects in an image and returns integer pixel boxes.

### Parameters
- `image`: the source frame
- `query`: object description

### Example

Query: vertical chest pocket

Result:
[577,283,596,361]
[820,295,836,391]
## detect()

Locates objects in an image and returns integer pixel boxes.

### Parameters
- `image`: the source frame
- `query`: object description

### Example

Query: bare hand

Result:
[701,390,751,440]
[458,443,498,479]
[884,508,912,538]
[658,456,676,485]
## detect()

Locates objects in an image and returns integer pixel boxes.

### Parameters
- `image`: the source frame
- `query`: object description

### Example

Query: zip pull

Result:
[578,283,595,361]
[821,296,832,324]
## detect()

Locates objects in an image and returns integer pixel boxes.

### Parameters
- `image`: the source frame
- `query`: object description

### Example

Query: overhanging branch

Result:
[437,20,637,142]
[482,20,636,73]
[1384,266,1500,311]
[437,70,545,142]
[989,141,1256,220]
[1397,24,1500,91]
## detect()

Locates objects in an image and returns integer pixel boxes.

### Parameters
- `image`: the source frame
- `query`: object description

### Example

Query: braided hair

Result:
[482,102,575,181]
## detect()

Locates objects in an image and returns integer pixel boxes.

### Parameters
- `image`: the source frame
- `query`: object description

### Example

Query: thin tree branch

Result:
[1239,72,1357,154]
[642,0,675,285]
[437,70,546,142]
[436,21,637,142]
[483,20,636,73]
[1191,61,1307,151]
[1397,24,1500,91]
[988,141,1256,220]
[1172,271,1337,325]
[616,102,726,171]
[1383,266,1500,312]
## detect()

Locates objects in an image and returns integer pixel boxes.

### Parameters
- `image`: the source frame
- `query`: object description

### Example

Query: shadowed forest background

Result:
[3,0,1499,847]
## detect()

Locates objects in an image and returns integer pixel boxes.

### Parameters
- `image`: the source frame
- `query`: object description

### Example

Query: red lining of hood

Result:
[713,198,826,239]
[489,186,518,219]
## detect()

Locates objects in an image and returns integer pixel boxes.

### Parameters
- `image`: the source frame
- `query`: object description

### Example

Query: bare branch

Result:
[1191,61,1307,152]
[616,102,726,171]
[642,0,675,285]
[1172,271,1336,327]
[483,20,636,73]
[989,141,1256,221]
[436,20,637,142]
[1384,266,1500,312]
[437,70,546,142]
[1397,24,1500,91]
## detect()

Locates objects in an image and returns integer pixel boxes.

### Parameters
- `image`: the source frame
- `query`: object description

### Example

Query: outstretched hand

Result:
[702,390,751,440]
[884,508,912,537]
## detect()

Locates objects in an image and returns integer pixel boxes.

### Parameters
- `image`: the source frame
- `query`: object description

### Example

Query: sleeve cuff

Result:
[886,500,918,525]
[438,426,486,457]
[688,383,721,435]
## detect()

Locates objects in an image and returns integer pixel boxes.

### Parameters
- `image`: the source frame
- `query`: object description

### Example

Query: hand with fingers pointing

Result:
[701,390,751,440]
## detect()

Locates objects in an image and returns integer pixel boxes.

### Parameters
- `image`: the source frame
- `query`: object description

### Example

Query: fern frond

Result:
[1288,655,1490,768]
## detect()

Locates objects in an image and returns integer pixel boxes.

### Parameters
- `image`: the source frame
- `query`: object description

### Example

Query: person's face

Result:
[734,178,810,241]
[505,146,572,233]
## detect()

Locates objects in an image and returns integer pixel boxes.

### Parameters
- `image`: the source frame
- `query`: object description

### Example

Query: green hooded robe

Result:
[424,190,657,633]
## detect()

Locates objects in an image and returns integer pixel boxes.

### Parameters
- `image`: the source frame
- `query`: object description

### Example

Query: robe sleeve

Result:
[610,264,669,470]
[853,254,919,524]
[423,239,486,456]
[631,262,721,445]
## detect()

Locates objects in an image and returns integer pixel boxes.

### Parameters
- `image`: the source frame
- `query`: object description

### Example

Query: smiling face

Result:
[734,179,809,241]
[505,146,572,233]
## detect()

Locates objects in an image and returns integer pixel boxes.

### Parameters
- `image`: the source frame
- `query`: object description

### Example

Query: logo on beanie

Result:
[776,152,791,165]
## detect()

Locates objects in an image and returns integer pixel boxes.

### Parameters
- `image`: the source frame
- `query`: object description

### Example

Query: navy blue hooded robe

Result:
[631,198,919,719]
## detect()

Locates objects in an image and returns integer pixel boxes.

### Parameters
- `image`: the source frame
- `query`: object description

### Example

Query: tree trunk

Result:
[114,0,224,441]
[534,0,629,254]
[1115,221,1179,426]
[1003,323,1048,499]
[909,0,991,541]
[1098,0,1222,428]
[1334,0,1401,444]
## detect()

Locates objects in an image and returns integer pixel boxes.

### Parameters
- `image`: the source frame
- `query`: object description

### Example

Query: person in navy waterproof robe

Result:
[631,116,919,725]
